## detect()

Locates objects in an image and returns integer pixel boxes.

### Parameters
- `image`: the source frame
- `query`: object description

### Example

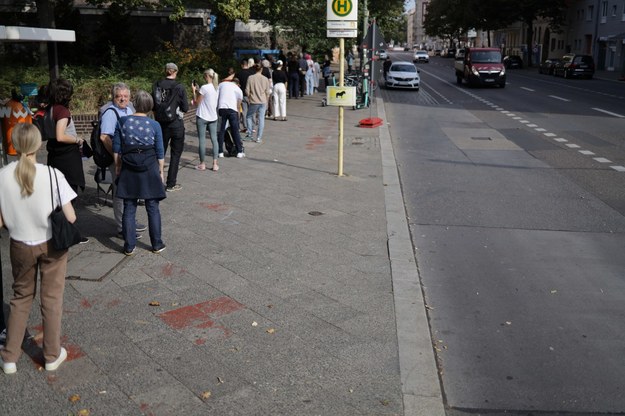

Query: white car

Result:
[414,50,429,63]
[385,61,420,90]
[378,49,388,60]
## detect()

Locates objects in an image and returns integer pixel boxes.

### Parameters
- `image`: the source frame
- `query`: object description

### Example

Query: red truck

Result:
[454,47,506,88]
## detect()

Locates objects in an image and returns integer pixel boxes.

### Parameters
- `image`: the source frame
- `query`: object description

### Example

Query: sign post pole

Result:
[327,0,358,177]
[338,37,345,176]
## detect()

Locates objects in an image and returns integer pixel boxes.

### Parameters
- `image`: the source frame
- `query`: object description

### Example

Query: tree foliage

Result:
[423,0,568,64]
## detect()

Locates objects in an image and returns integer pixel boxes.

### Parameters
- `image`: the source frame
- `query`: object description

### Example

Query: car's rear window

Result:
[391,64,416,72]
[574,56,593,64]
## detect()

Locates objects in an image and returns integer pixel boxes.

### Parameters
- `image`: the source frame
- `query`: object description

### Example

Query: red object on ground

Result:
[359,117,383,128]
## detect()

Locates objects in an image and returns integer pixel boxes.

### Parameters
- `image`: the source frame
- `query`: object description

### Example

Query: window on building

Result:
[601,1,607,22]
[612,4,617,16]
[587,5,594,20]
[623,0,625,20]
[551,38,556,52]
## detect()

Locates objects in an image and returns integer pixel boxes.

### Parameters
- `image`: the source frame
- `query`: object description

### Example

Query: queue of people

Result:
[0,51,332,373]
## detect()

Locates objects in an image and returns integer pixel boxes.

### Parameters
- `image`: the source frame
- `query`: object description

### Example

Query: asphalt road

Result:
[380,51,625,415]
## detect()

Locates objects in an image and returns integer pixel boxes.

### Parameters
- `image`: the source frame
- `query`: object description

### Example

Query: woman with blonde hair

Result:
[0,123,77,374]
[192,68,220,171]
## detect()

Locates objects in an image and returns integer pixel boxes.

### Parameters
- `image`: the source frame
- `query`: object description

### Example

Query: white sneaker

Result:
[45,347,67,371]
[0,354,17,374]
[218,153,224,158]
[236,152,246,158]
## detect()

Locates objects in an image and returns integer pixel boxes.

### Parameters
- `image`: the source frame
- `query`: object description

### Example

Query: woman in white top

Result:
[191,69,220,171]
[0,123,77,374]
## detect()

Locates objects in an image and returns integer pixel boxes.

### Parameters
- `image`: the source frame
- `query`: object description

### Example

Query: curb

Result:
[376,96,446,415]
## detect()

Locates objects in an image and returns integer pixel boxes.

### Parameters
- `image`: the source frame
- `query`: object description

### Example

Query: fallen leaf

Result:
[349,388,354,393]
[550,290,557,294]
[505,321,512,325]
[251,321,258,327]
[217,377,224,384]
[69,394,81,403]
[266,328,276,334]
[380,399,390,406]
[267,304,274,308]
[201,391,212,400]
[148,301,160,307]
[77,410,90,416]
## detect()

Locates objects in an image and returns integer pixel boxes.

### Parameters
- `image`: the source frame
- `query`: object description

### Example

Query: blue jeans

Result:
[123,198,164,252]
[196,117,218,162]
[246,103,267,140]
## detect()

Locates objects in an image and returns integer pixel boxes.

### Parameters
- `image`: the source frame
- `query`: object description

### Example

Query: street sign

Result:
[327,20,357,29]
[326,86,356,107]
[327,0,358,21]
[327,29,357,38]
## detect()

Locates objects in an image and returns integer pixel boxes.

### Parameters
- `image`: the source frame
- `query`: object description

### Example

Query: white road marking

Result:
[566,143,581,148]
[521,87,535,92]
[592,107,625,118]
[594,157,612,163]
[611,166,625,172]
[527,124,538,127]
[544,133,556,137]
[535,128,547,132]
[554,138,568,142]
[579,150,595,155]
[519,120,529,124]
[549,95,571,102]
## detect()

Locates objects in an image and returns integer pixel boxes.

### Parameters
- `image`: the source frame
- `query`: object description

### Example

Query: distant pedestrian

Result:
[305,54,315,96]
[99,82,146,239]
[298,53,308,97]
[245,64,272,143]
[287,54,300,99]
[113,90,166,256]
[272,60,288,121]
[322,58,333,90]
[0,123,77,374]
[192,69,219,172]
[152,62,188,193]
[46,78,85,194]
[347,49,355,73]
[313,58,321,93]
[383,59,392,80]
[236,59,254,133]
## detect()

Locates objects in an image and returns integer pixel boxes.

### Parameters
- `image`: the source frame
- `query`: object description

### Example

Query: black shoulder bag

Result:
[48,166,82,250]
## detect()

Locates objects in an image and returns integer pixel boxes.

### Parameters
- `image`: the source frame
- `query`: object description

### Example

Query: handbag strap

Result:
[47,166,62,210]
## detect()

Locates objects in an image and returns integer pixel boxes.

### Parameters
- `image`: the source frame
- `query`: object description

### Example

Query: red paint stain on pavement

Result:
[162,263,174,277]
[199,202,229,212]
[81,298,92,308]
[157,296,244,338]
[194,338,206,345]
[305,136,326,150]
[107,299,121,308]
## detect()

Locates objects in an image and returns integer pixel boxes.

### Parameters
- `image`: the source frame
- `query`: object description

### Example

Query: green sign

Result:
[332,0,353,17]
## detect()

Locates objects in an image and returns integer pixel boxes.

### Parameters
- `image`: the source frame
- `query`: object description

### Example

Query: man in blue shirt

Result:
[100,82,146,238]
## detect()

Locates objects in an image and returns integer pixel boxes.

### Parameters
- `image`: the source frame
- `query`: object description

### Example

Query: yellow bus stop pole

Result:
[338,37,345,177]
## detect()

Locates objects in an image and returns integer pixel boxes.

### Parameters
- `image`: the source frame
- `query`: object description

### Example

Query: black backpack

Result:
[90,107,118,169]
[153,81,179,123]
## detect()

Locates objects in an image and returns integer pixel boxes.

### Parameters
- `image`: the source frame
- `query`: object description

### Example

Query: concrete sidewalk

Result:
[1,92,443,415]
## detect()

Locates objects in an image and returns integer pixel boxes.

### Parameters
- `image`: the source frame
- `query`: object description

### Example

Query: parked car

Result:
[434,49,442,56]
[503,55,523,69]
[553,54,595,79]
[385,61,420,90]
[445,48,456,58]
[538,58,562,75]
[378,49,388,60]
[413,50,429,63]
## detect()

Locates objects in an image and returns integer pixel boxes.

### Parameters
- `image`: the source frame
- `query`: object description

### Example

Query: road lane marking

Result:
[592,107,625,118]
[535,128,547,132]
[579,150,595,155]
[521,87,535,92]
[566,143,581,148]
[554,138,568,142]
[611,166,625,172]
[594,157,612,163]
[527,124,538,127]
[548,95,571,102]
[544,133,556,137]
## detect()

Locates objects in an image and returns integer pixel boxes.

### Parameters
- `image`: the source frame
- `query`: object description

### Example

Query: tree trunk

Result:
[37,0,57,78]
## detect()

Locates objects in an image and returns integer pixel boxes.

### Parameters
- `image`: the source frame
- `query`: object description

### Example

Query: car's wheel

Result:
[564,69,569,79]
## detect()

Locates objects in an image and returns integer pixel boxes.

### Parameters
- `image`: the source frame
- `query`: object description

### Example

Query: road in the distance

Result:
[380,51,625,415]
